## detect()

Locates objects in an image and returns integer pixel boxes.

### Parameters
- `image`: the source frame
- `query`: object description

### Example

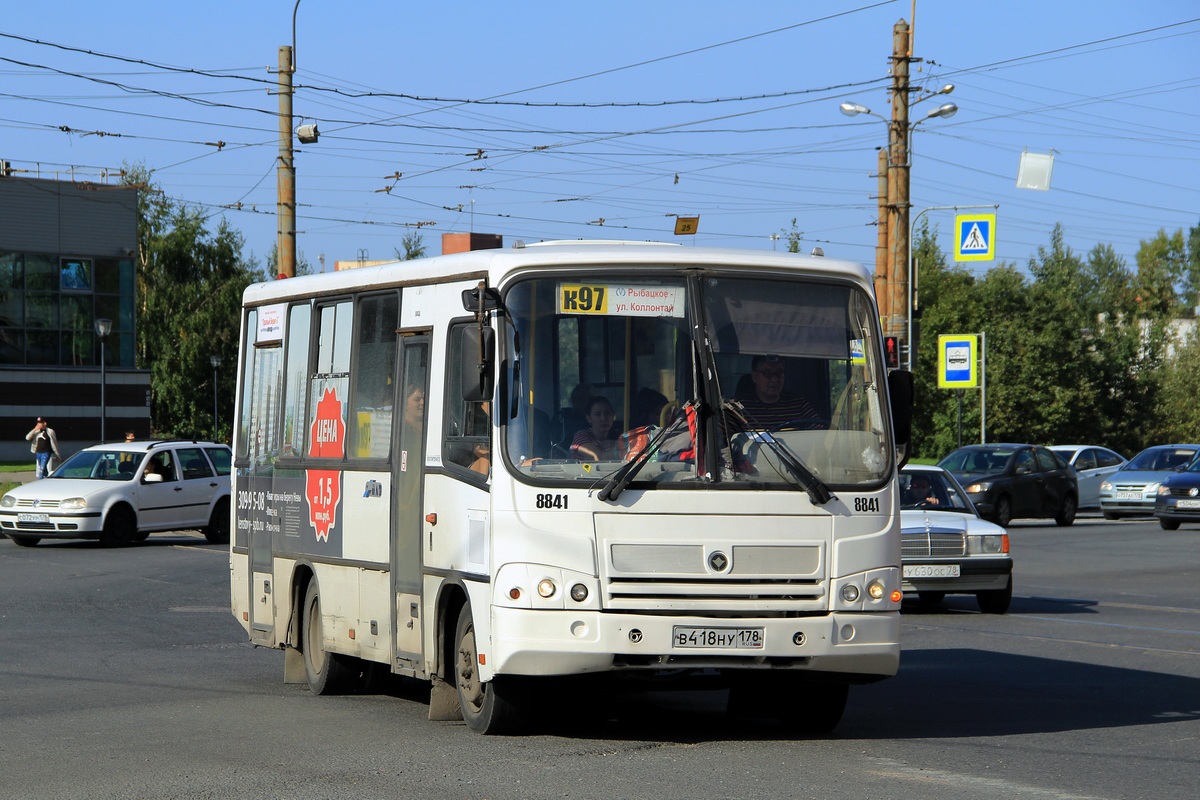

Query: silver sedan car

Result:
[1049,445,1127,508]
[1098,444,1200,519]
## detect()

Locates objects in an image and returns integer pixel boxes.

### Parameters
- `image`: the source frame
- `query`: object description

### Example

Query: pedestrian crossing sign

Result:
[955,213,995,262]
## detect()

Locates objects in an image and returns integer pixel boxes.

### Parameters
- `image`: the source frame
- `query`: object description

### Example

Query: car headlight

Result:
[1145,482,1160,495]
[967,534,1009,555]
[60,497,87,510]
[0,494,15,508]
[1157,484,1171,496]
[1099,481,1113,492]
[964,481,992,493]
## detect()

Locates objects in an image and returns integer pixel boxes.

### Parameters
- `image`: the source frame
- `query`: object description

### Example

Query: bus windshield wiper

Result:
[597,406,694,503]
[725,400,833,505]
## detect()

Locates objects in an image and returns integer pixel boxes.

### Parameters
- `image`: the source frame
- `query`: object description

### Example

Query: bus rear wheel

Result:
[301,580,357,695]
[454,605,528,734]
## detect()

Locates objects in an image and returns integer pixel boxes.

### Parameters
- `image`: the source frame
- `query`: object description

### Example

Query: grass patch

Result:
[0,462,32,474]
[1,481,19,496]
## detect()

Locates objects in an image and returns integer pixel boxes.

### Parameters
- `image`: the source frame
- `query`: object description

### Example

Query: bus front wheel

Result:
[454,605,528,734]
[301,580,356,695]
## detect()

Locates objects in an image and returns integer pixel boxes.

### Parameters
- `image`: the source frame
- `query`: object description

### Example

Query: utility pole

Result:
[874,147,889,322]
[887,19,911,345]
[276,45,296,279]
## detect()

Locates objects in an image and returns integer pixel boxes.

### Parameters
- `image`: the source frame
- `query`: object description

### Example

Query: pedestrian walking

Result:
[26,417,61,479]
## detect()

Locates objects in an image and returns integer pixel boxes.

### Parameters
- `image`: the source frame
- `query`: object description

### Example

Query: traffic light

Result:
[884,336,899,369]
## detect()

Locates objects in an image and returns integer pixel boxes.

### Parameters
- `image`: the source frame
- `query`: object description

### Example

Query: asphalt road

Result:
[2,514,1198,800]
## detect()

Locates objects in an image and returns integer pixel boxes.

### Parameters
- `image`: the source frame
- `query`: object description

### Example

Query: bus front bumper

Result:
[486,607,900,681]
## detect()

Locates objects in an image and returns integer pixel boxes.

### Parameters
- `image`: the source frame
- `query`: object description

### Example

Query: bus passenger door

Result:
[392,334,429,670]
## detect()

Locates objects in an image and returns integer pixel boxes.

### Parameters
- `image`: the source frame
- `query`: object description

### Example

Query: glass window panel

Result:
[63,329,96,366]
[282,303,312,458]
[0,288,22,326]
[0,252,21,289]
[25,253,57,291]
[60,258,92,291]
[94,257,121,294]
[350,294,397,460]
[61,295,93,330]
[26,330,59,365]
[26,293,57,327]
[0,327,24,364]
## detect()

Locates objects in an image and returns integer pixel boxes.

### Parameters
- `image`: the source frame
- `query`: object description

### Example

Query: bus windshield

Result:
[501,271,891,490]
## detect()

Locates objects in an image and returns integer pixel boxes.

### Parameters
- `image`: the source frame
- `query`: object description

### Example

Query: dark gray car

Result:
[938,443,1078,527]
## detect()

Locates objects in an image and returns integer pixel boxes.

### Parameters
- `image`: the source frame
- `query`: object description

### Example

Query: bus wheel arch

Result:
[300,575,357,695]
[452,602,530,734]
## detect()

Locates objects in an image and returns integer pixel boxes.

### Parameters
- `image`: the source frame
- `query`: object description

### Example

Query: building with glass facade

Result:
[0,176,151,462]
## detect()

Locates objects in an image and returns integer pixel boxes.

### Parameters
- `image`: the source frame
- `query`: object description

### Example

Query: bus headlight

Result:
[569,583,589,602]
[866,579,886,600]
[537,579,556,599]
[840,584,860,603]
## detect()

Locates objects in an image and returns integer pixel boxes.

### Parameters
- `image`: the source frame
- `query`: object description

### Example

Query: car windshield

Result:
[900,470,974,513]
[1124,447,1197,472]
[51,450,142,481]
[939,447,1014,474]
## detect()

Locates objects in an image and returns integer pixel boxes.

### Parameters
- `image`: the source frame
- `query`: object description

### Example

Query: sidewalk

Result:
[7,472,36,485]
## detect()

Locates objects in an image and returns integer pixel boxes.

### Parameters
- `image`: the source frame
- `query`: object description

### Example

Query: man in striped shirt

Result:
[735,355,825,430]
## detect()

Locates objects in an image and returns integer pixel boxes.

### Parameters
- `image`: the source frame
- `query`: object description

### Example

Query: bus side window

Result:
[350,293,398,460]
[443,322,491,478]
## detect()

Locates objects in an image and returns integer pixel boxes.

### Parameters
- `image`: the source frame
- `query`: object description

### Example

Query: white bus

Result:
[230,240,913,734]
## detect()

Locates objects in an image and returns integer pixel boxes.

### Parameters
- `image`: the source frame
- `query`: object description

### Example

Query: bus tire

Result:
[302,580,356,695]
[454,605,528,734]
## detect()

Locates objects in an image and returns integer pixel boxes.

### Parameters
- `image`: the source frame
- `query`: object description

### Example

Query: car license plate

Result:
[1177,499,1200,509]
[903,564,961,579]
[18,513,49,523]
[672,626,763,650]
[1115,491,1142,500]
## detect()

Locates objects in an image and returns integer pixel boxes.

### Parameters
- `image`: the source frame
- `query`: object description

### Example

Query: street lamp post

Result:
[211,355,222,440]
[95,318,112,442]
[839,86,957,367]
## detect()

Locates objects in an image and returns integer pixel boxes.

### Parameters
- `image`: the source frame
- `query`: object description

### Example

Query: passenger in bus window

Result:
[468,401,491,475]
[735,355,824,430]
[570,396,618,461]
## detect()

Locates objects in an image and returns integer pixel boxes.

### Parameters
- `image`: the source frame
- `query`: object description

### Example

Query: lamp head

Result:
[839,101,872,117]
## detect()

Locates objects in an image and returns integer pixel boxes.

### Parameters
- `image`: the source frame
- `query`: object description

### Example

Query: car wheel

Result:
[918,591,946,606]
[9,534,41,547]
[455,604,530,734]
[301,580,358,695]
[204,497,231,544]
[1102,512,1120,520]
[1055,494,1077,526]
[994,496,1013,528]
[977,577,1013,615]
[1159,518,1181,531]
[100,505,137,547]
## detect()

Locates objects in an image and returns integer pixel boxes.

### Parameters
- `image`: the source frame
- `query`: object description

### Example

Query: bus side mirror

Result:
[461,325,495,402]
[888,369,914,468]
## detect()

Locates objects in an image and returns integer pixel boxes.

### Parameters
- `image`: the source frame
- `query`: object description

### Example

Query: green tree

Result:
[394,230,428,260]
[125,164,260,441]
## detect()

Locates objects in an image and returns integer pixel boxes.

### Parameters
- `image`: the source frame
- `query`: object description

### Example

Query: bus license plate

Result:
[18,513,49,523]
[904,564,960,579]
[673,626,763,650]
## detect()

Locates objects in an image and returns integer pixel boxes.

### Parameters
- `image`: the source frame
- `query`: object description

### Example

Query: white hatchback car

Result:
[1048,445,1127,508]
[0,440,231,547]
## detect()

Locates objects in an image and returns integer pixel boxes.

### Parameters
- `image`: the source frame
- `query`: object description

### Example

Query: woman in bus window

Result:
[570,396,618,461]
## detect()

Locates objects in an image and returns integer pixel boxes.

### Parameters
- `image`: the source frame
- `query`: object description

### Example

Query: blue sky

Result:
[2,1,1197,276]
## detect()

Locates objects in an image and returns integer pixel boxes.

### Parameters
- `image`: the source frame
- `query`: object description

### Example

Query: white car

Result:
[900,464,1013,614]
[1048,445,1127,508]
[0,440,231,547]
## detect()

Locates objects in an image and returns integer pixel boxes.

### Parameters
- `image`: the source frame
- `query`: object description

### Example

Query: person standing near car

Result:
[25,417,61,479]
